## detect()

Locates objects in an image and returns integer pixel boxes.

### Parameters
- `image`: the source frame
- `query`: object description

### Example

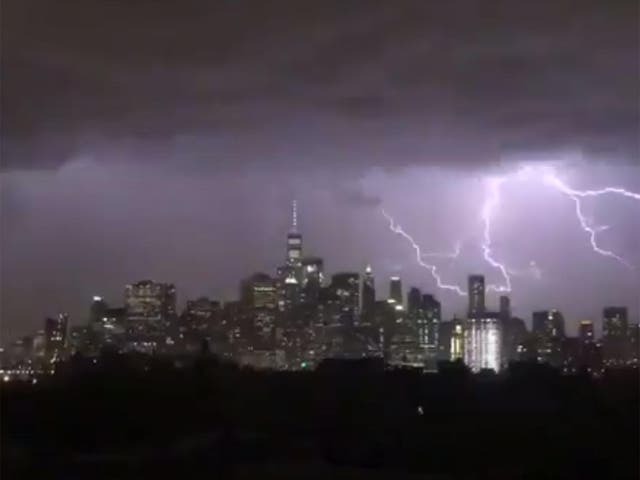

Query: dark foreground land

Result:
[2,356,638,479]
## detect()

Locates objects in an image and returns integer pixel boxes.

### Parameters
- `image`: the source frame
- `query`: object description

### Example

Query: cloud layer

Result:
[3,0,638,171]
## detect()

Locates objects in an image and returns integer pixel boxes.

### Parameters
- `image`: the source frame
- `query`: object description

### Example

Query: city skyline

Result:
[2,203,636,345]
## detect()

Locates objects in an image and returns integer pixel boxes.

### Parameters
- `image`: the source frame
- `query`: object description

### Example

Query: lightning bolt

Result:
[382,210,467,296]
[481,177,512,293]
[382,165,639,296]
[543,172,639,268]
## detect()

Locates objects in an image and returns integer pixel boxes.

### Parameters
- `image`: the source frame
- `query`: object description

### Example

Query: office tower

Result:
[468,275,485,317]
[68,326,91,356]
[361,264,375,325]
[576,320,600,372]
[301,257,324,304]
[97,307,126,352]
[286,200,303,268]
[501,316,527,365]
[385,298,423,368]
[579,320,595,344]
[499,295,511,321]
[125,280,176,322]
[184,297,220,334]
[450,316,465,361]
[331,273,361,318]
[124,280,177,352]
[44,313,69,364]
[389,276,403,306]
[532,310,565,366]
[407,287,422,316]
[602,307,629,367]
[561,337,581,374]
[464,314,501,372]
[89,296,108,326]
[420,294,440,370]
[242,273,277,309]
[241,273,278,349]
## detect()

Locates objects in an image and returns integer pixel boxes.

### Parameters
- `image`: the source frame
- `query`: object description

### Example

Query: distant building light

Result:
[93,296,103,302]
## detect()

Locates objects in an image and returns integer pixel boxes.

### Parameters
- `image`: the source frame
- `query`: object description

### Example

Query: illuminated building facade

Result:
[463,315,501,372]
[124,280,176,352]
[450,316,464,361]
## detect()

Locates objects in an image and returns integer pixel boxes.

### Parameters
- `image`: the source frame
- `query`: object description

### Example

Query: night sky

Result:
[2,0,639,341]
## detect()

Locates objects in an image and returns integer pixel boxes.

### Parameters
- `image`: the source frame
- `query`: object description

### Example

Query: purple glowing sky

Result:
[1,0,639,340]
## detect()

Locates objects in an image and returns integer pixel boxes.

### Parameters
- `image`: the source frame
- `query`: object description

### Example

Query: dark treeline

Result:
[2,354,638,479]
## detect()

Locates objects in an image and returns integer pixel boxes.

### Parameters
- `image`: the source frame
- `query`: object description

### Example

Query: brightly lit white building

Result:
[464,315,501,372]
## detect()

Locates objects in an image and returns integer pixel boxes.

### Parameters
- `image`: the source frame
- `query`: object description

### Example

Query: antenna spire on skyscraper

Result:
[291,199,298,232]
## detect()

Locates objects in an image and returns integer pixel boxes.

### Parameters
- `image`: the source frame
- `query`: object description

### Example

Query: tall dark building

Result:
[468,275,485,317]
[44,313,69,365]
[532,310,565,366]
[602,307,629,367]
[577,320,601,372]
[501,316,527,364]
[407,287,422,316]
[89,296,108,326]
[389,276,403,306]
[579,320,595,344]
[421,294,441,370]
[499,295,511,321]
[184,297,221,333]
[361,264,375,325]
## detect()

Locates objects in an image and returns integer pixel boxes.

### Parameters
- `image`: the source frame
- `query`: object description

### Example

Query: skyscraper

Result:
[407,287,422,316]
[468,275,485,317]
[44,313,69,365]
[124,280,176,352]
[331,273,361,319]
[577,319,600,372]
[532,310,565,366]
[602,306,629,367]
[242,273,277,309]
[301,257,324,305]
[286,200,303,269]
[389,276,403,306]
[361,264,375,325]
[499,295,511,321]
[579,320,595,344]
[421,294,441,370]
[464,314,501,372]
[450,316,464,361]
[89,296,108,326]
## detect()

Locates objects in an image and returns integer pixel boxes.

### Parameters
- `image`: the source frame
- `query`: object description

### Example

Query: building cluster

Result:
[2,205,639,379]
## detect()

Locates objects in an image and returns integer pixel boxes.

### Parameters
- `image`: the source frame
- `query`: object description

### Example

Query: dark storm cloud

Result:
[2,0,638,171]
